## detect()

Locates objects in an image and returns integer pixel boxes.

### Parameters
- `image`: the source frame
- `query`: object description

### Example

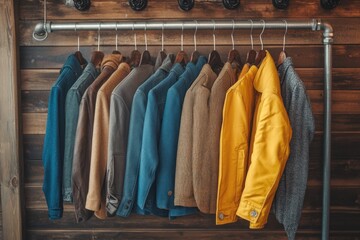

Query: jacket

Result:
[236,51,292,229]
[136,63,185,216]
[157,56,207,217]
[174,64,217,210]
[72,54,121,222]
[106,63,155,217]
[86,62,130,219]
[108,54,172,217]
[216,64,257,225]
[273,57,315,240]
[63,62,99,203]
[42,54,83,220]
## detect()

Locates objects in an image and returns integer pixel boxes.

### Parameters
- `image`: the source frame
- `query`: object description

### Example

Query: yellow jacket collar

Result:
[253,50,281,94]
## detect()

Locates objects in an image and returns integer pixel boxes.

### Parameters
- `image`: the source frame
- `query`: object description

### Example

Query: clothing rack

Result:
[33,19,333,240]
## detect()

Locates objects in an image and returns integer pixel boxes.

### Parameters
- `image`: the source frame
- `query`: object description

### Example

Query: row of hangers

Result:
[74,19,289,77]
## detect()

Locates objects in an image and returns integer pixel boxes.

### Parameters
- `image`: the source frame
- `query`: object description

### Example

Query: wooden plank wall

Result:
[17,0,360,239]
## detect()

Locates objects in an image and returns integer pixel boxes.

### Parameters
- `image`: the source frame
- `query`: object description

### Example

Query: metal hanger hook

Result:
[144,23,148,51]
[259,20,266,50]
[97,23,101,51]
[75,23,80,52]
[282,20,288,52]
[248,19,254,50]
[161,23,164,51]
[133,23,137,51]
[212,20,216,51]
[194,20,198,51]
[231,20,235,50]
[181,22,184,51]
[115,23,118,51]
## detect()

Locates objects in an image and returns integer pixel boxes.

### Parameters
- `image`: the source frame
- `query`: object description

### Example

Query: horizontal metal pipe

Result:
[33,19,319,40]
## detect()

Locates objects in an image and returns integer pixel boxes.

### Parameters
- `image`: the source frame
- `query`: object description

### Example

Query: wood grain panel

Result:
[19,45,360,69]
[24,208,360,231]
[22,132,360,163]
[19,0,360,21]
[315,114,360,132]
[24,229,360,240]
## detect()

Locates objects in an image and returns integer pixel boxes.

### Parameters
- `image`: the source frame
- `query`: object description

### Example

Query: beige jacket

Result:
[85,62,130,219]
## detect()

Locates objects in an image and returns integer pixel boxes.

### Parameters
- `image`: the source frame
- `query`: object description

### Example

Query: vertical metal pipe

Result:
[320,21,333,240]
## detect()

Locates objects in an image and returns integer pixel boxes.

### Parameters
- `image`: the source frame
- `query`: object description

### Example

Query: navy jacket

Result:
[42,54,83,220]
[156,56,207,217]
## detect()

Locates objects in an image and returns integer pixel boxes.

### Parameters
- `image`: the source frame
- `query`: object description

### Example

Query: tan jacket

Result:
[174,64,217,211]
[72,54,121,222]
[85,62,130,219]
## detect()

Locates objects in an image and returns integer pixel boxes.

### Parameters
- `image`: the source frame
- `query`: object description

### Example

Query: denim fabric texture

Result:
[136,63,186,217]
[156,56,207,217]
[42,54,83,220]
[63,63,99,203]
[115,54,174,217]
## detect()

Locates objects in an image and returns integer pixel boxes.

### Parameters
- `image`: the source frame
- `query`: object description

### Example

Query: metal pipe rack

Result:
[33,19,333,240]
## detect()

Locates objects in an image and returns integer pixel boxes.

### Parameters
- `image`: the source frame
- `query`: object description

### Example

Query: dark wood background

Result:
[1,0,359,239]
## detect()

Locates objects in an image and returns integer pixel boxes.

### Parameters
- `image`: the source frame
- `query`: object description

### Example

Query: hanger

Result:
[254,20,267,67]
[246,20,257,65]
[227,20,243,71]
[208,20,223,75]
[277,20,288,67]
[159,23,167,62]
[90,23,105,67]
[175,22,189,67]
[139,23,152,65]
[128,23,141,68]
[189,20,200,64]
[112,24,121,55]
[74,24,87,67]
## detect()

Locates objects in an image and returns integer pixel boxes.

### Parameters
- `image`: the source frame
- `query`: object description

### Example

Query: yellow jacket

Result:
[216,52,292,229]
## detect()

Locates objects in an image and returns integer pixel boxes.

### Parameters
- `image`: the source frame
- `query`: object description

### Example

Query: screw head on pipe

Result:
[73,0,91,11]
[222,0,240,10]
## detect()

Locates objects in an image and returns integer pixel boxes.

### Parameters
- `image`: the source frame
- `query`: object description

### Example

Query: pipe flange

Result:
[222,0,240,10]
[178,0,195,11]
[74,0,91,11]
[272,0,289,9]
[129,0,147,11]
[321,0,340,9]
[32,29,48,41]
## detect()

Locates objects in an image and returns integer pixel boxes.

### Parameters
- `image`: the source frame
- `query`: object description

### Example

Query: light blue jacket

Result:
[116,54,174,217]
[136,63,185,216]
[156,57,207,217]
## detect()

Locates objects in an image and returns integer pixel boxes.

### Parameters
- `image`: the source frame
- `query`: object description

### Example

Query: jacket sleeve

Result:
[216,89,249,224]
[174,89,196,207]
[274,83,315,238]
[42,86,63,220]
[106,93,130,216]
[237,94,292,229]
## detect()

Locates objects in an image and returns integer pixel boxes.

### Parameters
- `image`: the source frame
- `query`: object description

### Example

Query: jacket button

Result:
[250,210,258,218]
[218,213,224,220]
[167,191,173,196]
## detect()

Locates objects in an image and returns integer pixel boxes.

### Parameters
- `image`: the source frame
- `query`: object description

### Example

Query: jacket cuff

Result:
[216,208,238,225]
[236,200,263,225]
[85,198,100,212]
[74,207,93,223]
[48,208,63,220]
[116,196,134,217]
[249,222,265,229]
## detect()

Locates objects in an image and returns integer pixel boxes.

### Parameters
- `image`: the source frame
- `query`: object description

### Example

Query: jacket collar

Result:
[253,50,281,94]
[158,53,175,73]
[277,57,293,86]
[101,53,122,71]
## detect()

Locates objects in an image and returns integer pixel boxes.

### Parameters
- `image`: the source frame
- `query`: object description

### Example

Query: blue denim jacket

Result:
[116,54,175,217]
[157,56,207,217]
[136,63,186,216]
[63,63,98,203]
[42,54,84,220]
